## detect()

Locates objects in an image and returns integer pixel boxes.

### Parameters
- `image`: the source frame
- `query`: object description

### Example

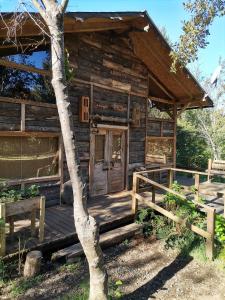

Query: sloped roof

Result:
[0,11,213,108]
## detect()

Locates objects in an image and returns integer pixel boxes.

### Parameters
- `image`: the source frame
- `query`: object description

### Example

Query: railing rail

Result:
[132,168,216,260]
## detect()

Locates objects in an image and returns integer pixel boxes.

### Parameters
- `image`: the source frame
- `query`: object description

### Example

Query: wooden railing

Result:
[132,168,216,260]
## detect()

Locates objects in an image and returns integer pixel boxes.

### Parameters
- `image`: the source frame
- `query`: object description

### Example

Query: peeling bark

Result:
[32,1,108,299]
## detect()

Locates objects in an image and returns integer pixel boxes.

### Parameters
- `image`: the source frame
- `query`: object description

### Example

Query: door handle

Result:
[102,161,109,171]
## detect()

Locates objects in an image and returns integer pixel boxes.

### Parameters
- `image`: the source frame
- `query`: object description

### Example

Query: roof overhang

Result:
[0,11,213,109]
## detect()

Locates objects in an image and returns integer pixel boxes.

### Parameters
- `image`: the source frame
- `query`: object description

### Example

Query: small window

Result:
[112,135,121,162]
[95,135,105,162]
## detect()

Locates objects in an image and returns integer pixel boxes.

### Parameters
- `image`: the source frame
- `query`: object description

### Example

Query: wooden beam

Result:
[96,124,128,130]
[177,102,191,118]
[0,58,51,76]
[0,96,57,109]
[73,78,147,98]
[39,196,45,242]
[148,72,175,100]
[0,131,60,137]
[0,20,131,38]
[149,96,175,105]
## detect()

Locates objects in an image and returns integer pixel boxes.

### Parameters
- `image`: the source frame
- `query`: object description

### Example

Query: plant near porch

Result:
[136,182,225,260]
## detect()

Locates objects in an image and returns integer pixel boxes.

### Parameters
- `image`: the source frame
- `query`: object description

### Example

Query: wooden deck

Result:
[5,191,134,257]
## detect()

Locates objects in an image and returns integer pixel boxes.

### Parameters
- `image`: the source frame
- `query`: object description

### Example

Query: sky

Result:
[0,0,225,79]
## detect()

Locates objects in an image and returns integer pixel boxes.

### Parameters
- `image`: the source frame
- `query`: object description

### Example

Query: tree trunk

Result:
[45,10,108,300]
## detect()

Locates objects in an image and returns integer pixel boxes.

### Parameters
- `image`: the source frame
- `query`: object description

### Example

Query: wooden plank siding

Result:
[0,30,178,199]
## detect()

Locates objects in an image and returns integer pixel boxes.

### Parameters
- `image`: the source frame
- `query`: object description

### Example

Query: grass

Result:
[59,279,89,300]
[10,274,44,297]
[58,262,81,273]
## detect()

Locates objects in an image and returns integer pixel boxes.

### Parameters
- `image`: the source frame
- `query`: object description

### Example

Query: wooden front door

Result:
[90,128,126,196]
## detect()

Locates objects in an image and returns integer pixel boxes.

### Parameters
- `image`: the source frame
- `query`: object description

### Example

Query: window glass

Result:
[95,135,105,162]
[0,136,59,180]
[112,134,121,162]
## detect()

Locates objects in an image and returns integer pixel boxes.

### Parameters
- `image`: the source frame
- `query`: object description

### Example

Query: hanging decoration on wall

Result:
[79,96,90,123]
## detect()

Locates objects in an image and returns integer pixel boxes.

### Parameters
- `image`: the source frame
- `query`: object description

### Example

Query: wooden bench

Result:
[207,159,225,181]
[0,196,45,256]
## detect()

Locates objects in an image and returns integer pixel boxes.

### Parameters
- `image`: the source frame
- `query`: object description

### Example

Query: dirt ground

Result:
[1,236,225,300]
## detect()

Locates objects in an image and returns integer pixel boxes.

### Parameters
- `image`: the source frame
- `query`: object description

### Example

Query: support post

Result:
[224,193,225,218]
[9,216,14,235]
[39,196,45,242]
[168,169,174,188]
[31,209,36,237]
[132,173,138,214]
[194,173,200,201]
[207,159,212,182]
[21,103,26,131]
[0,203,6,256]
[206,208,215,260]
[152,185,156,203]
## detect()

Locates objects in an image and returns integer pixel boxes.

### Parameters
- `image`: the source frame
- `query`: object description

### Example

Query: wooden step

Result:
[52,223,142,262]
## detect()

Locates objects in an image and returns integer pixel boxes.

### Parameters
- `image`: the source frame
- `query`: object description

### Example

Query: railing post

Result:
[224,193,225,218]
[152,185,156,203]
[206,208,215,260]
[194,173,200,201]
[168,169,174,188]
[132,173,138,215]
[207,159,212,182]
[0,203,6,257]
[39,196,45,242]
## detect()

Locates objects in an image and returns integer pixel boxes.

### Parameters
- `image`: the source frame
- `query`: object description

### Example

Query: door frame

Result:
[89,124,128,196]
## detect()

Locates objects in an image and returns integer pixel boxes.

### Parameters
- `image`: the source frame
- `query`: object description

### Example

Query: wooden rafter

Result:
[0,58,51,76]
[149,96,175,105]
[148,72,175,100]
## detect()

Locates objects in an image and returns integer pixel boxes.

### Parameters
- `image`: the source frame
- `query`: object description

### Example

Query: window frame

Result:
[0,131,62,185]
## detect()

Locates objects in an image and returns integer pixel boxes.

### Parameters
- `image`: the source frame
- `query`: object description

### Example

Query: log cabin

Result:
[0,11,213,204]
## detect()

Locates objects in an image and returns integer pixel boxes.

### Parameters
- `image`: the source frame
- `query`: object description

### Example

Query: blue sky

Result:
[0,0,225,78]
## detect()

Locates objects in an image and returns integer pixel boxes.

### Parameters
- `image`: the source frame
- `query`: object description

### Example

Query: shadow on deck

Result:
[5,191,134,257]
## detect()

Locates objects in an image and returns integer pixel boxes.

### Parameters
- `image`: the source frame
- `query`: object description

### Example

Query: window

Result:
[0,135,59,180]
[95,135,105,162]
[112,134,122,162]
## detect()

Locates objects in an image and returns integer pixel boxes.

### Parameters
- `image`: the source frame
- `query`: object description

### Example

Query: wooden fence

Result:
[132,168,217,260]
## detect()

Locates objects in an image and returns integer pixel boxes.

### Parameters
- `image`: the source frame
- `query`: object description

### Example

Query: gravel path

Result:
[2,236,225,299]
[106,237,225,300]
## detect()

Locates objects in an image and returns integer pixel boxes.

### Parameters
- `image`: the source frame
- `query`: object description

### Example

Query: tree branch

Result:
[31,0,46,20]
[60,0,69,13]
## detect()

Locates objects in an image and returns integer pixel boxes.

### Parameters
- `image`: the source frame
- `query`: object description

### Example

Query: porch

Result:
[3,167,225,258]
[4,191,134,257]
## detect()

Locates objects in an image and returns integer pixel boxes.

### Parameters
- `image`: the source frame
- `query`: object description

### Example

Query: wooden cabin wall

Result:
[65,32,149,194]
[0,99,61,206]
[0,30,178,201]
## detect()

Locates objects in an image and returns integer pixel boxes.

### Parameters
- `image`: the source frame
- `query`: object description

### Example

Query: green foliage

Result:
[59,280,89,300]
[136,182,207,255]
[10,275,44,297]
[65,49,75,82]
[176,125,211,170]
[215,215,225,243]
[58,262,81,273]
[0,184,40,204]
[109,280,123,299]
[59,278,123,300]
[0,53,55,103]
[170,0,225,71]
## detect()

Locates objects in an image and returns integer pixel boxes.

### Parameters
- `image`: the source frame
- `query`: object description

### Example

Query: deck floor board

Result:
[5,191,133,256]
